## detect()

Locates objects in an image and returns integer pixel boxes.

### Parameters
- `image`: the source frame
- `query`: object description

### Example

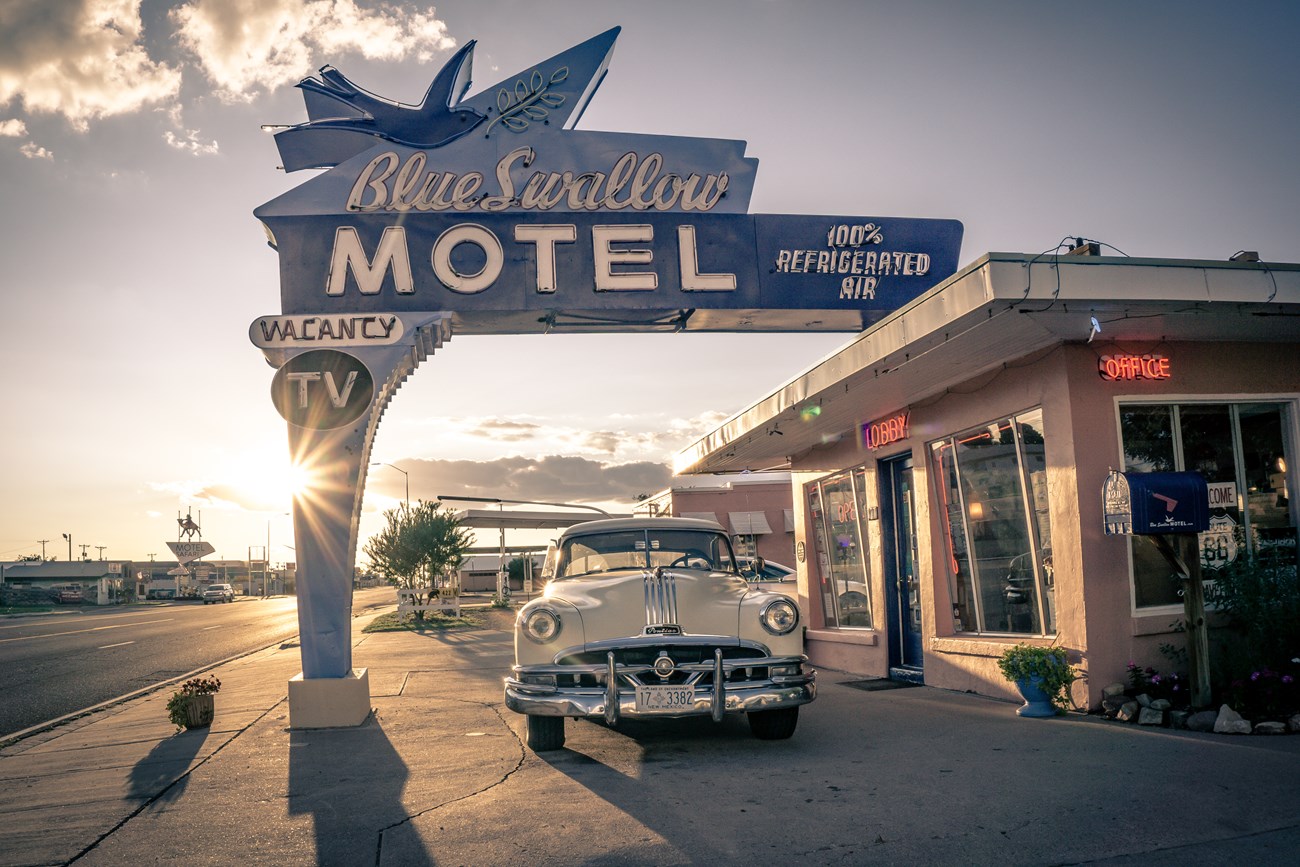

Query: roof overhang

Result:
[451,508,631,530]
[674,252,1300,475]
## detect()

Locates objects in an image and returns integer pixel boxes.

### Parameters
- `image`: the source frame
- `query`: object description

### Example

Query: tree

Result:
[364,500,473,620]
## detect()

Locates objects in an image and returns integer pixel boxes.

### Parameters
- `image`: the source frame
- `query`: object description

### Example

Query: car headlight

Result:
[521,607,562,644]
[760,598,799,635]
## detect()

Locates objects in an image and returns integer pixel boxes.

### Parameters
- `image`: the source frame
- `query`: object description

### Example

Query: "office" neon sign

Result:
[1099,353,1171,382]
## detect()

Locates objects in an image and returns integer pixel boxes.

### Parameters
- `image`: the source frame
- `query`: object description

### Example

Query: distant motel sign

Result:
[253,27,963,338]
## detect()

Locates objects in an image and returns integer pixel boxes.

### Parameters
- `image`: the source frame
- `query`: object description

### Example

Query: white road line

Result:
[98,641,135,649]
[0,618,174,644]
[202,625,223,630]
[0,609,184,631]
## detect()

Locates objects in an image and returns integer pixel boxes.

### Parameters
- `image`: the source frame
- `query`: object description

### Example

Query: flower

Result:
[1284,675,1295,685]
[1251,671,1261,681]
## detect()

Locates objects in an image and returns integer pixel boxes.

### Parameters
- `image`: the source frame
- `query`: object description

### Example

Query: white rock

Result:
[1214,704,1252,734]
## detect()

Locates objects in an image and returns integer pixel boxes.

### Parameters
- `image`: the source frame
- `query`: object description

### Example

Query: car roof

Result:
[558,516,727,539]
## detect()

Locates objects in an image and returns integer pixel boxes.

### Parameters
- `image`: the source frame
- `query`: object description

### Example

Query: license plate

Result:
[635,685,694,712]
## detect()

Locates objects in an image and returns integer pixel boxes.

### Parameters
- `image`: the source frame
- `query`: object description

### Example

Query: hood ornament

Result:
[643,565,681,634]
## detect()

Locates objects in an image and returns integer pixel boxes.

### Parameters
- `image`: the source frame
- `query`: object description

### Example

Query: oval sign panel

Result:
[271,349,375,430]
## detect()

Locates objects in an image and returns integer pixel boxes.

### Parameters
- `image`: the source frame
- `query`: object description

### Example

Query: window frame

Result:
[928,407,1056,637]
[1114,394,1300,614]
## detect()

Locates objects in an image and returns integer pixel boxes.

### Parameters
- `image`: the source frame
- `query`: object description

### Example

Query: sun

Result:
[217,448,315,511]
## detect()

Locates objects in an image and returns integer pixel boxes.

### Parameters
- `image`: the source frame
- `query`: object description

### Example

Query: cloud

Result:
[375,455,671,505]
[0,118,26,136]
[449,411,735,460]
[173,0,455,99]
[0,0,182,130]
[20,141,53,160]
[163,128,219,155]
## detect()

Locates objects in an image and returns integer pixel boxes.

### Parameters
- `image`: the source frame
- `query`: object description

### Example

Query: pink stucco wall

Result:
[793,340,1299,709]
[669,482,796,567]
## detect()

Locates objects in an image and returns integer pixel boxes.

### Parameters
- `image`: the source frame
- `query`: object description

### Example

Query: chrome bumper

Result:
[504,649,816,724]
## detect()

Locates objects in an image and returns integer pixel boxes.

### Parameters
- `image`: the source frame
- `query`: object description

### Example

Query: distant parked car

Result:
[201,583,235,604]
[506,517,816,751]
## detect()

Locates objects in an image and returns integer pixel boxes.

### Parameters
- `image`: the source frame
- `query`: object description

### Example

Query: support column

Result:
[253,312,453,726]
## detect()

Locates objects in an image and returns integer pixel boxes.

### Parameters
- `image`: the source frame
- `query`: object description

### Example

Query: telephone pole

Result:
[95,546,107,560]
[37,539,49,560]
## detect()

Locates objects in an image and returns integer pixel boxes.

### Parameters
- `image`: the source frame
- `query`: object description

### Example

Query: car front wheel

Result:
[748,706,799,740]
[526,715,565,751]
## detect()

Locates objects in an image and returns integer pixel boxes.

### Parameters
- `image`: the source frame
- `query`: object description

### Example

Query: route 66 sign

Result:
[1200,514,1239,571]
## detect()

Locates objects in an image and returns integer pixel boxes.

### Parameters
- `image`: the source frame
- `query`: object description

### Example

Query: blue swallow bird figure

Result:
[275,40,485,171]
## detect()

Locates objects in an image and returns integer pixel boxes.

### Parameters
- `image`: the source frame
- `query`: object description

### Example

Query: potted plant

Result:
[167,675,221,731]
[997,644,1076,717]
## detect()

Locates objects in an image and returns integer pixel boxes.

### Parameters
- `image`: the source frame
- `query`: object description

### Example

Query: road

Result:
[0,586,395,737]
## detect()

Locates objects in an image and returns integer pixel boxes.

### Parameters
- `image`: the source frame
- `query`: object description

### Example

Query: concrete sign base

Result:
[288,668,371,729]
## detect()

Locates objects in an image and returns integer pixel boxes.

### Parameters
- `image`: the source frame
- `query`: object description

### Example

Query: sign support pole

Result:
[1147,534,1213,708]
[255,313,453,727]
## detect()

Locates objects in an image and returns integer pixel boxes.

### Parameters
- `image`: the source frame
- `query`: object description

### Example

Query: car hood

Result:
[548,568,751,641]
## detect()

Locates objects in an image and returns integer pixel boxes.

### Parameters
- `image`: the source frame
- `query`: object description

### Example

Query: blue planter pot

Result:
[1015,676,1057,717]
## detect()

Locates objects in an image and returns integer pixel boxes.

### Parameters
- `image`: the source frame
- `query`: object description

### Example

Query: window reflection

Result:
[931,409,1055,635]
[806,469,872,628]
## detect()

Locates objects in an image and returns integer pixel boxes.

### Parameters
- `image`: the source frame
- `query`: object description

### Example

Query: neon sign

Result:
[862,410,910,450]
[1098,353,1171,381]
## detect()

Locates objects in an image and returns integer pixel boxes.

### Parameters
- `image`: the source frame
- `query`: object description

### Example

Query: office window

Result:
[1120,402,1295,607]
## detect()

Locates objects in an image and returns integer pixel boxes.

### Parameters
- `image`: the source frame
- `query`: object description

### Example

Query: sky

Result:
[1,0,1298,565]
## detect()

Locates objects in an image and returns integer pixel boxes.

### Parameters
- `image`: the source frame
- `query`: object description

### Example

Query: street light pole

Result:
[62,533,71,562]
[370,462,410,512]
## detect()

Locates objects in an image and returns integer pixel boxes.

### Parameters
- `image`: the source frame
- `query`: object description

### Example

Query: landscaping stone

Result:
[1289,714,1300,734]
[1149,698,1172,711]
[1117,701,1140,722]
[1102,683,1128,699]
[1187,710,1218,732]
[1254,721,1286,735]
[1102,696,1129,713]
[1214,704,1252,735]
[1169,710,1190,729]
[1135,693,1153,708]
[1138,707,1166,726]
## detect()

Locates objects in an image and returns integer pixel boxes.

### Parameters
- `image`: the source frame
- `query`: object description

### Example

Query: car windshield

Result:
[552,529,738,579]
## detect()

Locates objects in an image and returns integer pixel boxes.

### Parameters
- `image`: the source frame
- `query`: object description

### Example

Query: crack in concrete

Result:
[373,699,526,866]
[64,697,291,865]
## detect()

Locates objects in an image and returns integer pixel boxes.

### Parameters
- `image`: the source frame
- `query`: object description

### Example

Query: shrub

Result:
[997,645,1077,713]
[166,675,221,731]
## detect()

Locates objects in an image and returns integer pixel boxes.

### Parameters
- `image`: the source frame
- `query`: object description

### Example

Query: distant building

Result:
[0,560,132,605]
[635,472,796,568]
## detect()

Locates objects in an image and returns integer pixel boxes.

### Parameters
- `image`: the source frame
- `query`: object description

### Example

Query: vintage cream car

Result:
[505,517,816,751]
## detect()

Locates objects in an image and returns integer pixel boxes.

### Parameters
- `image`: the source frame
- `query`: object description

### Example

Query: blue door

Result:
[881,455,923,679]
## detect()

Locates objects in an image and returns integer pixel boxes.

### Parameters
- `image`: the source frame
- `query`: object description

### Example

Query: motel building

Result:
[674,250,1300,709]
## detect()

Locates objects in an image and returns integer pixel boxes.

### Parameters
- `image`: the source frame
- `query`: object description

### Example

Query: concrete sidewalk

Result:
[2,608,1299,867]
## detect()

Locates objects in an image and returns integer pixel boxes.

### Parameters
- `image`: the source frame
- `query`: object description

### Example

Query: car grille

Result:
[554,644,771,689]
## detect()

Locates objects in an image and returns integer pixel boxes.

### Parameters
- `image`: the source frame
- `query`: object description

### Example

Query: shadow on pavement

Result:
[288,715,433,866]
[127,728,207,807]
